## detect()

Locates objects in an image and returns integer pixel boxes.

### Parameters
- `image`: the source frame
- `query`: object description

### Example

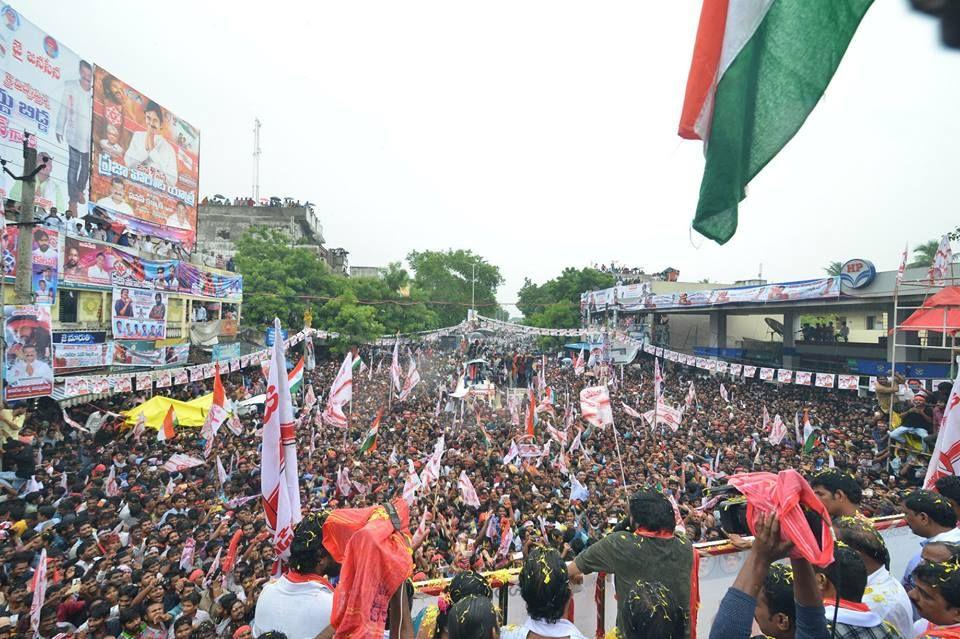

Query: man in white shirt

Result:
[9,346,52,385]
[123,101,178,187]
[835,517,914,638]
[87,252,111,282]
[96,177,135,216]
[253,513,339,639]
[56,59,93,209]
[902,489,960,592]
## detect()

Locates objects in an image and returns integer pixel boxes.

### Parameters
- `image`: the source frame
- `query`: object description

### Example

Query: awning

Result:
[898,287,960,335]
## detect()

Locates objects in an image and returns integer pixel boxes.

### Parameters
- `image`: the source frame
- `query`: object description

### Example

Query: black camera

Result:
[708,484,824,548]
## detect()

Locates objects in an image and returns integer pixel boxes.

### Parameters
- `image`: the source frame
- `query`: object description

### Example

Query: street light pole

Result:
[471,263,476,313]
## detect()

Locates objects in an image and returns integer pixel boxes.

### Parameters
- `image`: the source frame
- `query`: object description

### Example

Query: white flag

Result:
[580,386,614,428]
[29,549,47,638]
[503,439,520,465]
[398,359,421,401]
[768,414,787,446]
[216,456,229,486]
[925,360,960,488]
[458,471,481,508]
[929,235,954,286]
[260,318,301,570]
[719,383,729,404]
[896,243,908,289]
[390,340,403,391]
[322,352,353,428]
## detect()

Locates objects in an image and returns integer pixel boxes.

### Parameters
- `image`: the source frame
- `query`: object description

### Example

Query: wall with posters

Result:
[3,304,53,399]
[89,66,199,247]
[0,4,92,214]
[111,286,167,340]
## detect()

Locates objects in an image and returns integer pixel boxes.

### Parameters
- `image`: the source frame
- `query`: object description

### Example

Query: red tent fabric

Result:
[899,287,960,335]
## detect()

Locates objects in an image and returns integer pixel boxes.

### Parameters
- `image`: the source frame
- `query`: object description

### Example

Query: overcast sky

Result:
[18,1,960,314]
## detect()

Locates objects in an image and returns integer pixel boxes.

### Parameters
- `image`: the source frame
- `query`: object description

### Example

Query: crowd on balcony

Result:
[0,335,955,638]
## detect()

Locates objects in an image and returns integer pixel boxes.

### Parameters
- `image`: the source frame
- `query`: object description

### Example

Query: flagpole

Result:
[610,422,629,506]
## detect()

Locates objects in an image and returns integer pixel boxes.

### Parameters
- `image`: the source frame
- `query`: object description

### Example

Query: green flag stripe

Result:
[694,0,873,244]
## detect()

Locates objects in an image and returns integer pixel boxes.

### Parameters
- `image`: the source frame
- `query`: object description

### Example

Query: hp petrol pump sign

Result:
[839,259,876,289]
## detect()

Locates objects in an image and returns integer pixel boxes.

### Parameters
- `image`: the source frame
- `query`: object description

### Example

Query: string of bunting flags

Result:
[474,315,600,337]
[57,322,471,402]
[626,336,865,391]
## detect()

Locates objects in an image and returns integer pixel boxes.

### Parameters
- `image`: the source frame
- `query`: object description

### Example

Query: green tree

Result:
[234,227,344,329]
[909,240,940,268]
[517,267,615,320]
[824,261,843,276]
[316,291,384,353]
[406,249,504,327]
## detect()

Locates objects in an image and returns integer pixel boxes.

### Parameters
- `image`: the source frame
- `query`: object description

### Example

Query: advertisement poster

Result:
[173,369,188,385]
[111,286,166,339]
[3,304,53,400]
[89,65,199,247]
[30,227,57,303]
[52,330,109,369]
[212,342,240,362]
[0,5,93,213]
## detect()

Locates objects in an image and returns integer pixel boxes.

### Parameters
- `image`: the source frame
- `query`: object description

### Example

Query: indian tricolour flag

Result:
[287,357,304,395]
[679,0,873,244]
[802,409,819,454]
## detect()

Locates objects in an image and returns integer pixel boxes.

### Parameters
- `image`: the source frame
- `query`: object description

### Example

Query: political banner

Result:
[265,326,288,347]
[743,365,757,378]
[592,277,842,313]
[111,251,177,290]
[163,342,189,366]
[212,342,240,362]
[89,65,200,247]
[30,227,57,303]
[176,262,242,301]
[109,375,132,393]
[1,226,14,278]
[111,286,166,340]
[155,370,171,388]
[52,330,109,369]
[89,375,109,393]
[838,375,859,391]
[135,372,152,391]
[729,364,742,377]
[580,385,614,428]
[3,304,53,400]
[61,235,121,286]
[777,369,793,384]
[63,376,89,397]
[173,369,188,385]
[815,373,836,388]
[759,367,774,381]
[112,340,186,367]
[794,371,812,386]
[189,366,203,382]
[0,5,93,213]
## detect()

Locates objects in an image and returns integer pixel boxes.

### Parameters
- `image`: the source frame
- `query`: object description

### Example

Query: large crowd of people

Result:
[0,332,957,638]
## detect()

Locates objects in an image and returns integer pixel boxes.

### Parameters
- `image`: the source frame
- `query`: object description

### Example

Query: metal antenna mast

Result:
[252,118,261,203]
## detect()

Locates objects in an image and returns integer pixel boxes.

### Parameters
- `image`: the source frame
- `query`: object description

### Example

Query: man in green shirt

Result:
[567,488,697,638]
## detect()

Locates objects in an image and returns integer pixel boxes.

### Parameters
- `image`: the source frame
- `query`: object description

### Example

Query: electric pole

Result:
[14,134,40,304]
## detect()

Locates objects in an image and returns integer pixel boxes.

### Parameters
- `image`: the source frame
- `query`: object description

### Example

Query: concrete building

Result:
[584,260,957,379]
[195,203,349,274]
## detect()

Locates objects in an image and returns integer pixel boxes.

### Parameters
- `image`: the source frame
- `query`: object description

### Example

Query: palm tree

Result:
[824,261,843,276]
[909,240,940,268]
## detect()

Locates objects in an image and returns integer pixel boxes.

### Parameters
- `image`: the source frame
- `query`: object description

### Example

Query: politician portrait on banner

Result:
[0,5,93,214]
[3,305,54,400]
[89,65,200,248]
[111,287,167,340]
